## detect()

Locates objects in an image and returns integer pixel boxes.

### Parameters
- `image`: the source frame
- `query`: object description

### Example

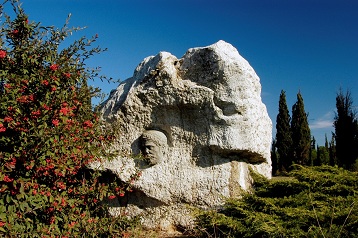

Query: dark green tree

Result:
[324,134,329,149]
[271,139,278,176]
[329,133,336,166]
[314,145,322,166]
[309,136,316,166]
[275,90,293,171]
[334,89,358,169]
[317,146,330,165]
[291,91,311,165]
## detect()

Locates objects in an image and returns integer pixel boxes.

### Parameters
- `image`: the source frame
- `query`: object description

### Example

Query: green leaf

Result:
[6,194,11,203]
[16,193,24,200]
[20,182,24,194]
[19,202,25,212]
[7,205,14,214]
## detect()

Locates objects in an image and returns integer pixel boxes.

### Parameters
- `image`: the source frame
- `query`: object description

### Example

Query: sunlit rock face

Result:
[98,40,272,229]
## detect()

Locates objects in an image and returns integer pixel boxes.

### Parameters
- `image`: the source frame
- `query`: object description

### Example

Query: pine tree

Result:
[291,91,311,165]
[275,90,293,171]
[334,89,358,169]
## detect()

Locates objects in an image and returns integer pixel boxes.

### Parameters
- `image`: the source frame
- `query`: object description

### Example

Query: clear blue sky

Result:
[11,0,358,145]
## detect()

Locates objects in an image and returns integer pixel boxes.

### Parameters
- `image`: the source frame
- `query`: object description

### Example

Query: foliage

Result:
[291,91,311,165]
[334,88,358,170]
[329,134,337,166]
[315,146,330,166]
[0,1,137,236]
[196,165,358,237]
[275,90,293,172]
[308,136,316,166]
[271,139,278,175]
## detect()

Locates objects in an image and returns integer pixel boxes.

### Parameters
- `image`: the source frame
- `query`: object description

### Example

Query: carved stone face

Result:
[140,130,168,166]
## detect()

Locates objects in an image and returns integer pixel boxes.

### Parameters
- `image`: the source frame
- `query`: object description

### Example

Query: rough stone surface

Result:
[96,40,272,230]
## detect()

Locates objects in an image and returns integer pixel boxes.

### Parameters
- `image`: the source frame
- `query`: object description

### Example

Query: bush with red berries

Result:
[0,1,136,236]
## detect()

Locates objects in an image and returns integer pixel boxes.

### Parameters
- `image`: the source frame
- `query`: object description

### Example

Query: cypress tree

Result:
[325,134,329,149]
[315,145,322,166]
[291,91,311,165]
[329,133,336,166]
[309,136,316,166]
[334,89,358,169]
[275,90,293,171]
[271,139,278,176]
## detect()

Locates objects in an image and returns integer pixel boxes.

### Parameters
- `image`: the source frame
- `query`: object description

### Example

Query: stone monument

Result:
[96,40,272,230]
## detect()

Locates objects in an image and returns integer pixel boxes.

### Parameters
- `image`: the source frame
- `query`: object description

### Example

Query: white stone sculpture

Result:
[97,40,272,230]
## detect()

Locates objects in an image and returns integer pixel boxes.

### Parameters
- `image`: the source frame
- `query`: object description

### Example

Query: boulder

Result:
[96,40,272,230]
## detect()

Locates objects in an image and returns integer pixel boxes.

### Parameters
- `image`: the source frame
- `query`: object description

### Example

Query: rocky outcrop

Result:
[96,40,272,230]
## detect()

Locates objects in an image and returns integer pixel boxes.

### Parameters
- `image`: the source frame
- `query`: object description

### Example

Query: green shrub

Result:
[0,1,137,236]
[196,165,358,237]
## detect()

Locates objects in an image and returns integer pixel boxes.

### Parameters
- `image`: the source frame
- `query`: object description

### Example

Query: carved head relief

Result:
[140,130,168,166]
